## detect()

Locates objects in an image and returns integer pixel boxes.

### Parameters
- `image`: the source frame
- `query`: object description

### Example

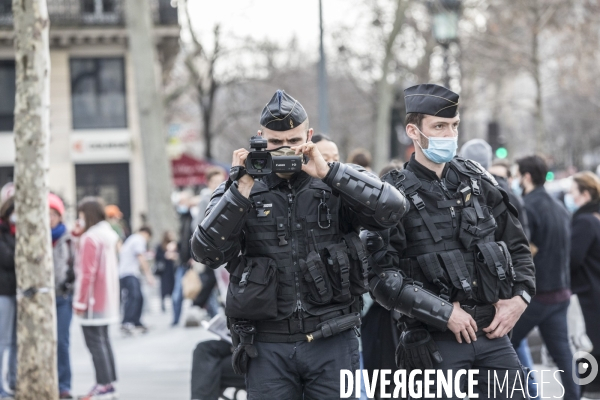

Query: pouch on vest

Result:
[474,241,513,304]
[325,243,352,303]
[416,253,452,299]
[439,250,474,300]
[300,250,333,305]
[343,232,370,296]
[458,207,497,249]
[226,256,278,320]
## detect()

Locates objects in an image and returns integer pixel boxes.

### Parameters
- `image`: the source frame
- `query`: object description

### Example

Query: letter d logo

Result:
[573,351,598,385]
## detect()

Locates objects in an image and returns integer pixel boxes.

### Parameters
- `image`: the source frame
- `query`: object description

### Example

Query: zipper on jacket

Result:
[287,182,304,314]
[438,180,456,227]
[439,179,452,198]
[449,206,456,227]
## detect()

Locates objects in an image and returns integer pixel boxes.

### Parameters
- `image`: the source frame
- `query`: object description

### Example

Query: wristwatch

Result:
[229,166,247,182]
[515,290,531,305]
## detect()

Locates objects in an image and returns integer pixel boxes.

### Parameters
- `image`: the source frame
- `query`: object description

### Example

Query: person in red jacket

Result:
[0,196,16,399]
[72,197,120,400]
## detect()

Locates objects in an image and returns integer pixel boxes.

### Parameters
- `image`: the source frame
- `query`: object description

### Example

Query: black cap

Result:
[260,90,308,131]
[404,84,459,118]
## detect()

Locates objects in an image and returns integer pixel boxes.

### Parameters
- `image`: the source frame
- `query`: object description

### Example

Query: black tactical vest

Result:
[225,172,369,321]
[384,158,516,305]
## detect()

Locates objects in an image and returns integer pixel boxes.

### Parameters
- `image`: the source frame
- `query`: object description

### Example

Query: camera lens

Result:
[252,158,267,170]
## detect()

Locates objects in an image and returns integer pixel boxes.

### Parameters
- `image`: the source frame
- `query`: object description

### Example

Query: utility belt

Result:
[229,311,361,375]
[429,303,496,340]
[230,306,360,343]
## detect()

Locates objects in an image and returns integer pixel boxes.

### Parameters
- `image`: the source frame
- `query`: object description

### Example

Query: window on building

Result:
[81,0,116,14]
[0,60,15,132]
[70,57,127,130]
[0,0,12,15]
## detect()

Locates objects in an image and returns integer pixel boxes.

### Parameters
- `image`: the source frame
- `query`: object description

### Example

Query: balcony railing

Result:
[0,0,178,28]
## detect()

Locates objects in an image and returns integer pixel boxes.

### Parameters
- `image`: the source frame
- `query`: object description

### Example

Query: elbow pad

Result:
[369,271,452,331]
[191,184,251,265]
[324,162,408,227]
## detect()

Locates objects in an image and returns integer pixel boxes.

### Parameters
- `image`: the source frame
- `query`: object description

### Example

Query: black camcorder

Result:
[245,135,304,177]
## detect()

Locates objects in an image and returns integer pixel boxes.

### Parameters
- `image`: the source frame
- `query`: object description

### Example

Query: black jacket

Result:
[0,222,16,296]
[523,186,571,293]
[197,169,397,320]
[375,155,535,304]
[570,200,600,350]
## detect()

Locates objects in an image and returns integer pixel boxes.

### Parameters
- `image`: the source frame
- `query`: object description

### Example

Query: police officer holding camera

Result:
[191,90,456,399]
[364,84,536,399]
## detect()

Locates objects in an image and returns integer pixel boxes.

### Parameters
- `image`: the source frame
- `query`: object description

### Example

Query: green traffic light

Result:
[546,171,555,181]
[495,147,508,159]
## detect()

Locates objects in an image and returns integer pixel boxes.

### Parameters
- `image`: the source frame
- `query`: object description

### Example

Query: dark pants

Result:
[171,266,186,325]
[120,275,143,326]
[414,335,529,400]
[246,329,359,400]
[191,340,244,400]
[511,298,580,400]
[193,268,216,308]
[56,294,73,393]
[81,325,117,385]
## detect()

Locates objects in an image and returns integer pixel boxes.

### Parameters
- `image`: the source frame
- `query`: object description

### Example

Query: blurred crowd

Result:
[0,136,600,399]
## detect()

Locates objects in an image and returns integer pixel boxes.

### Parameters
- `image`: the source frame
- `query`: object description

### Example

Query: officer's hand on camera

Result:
[447,302,478,344]
[483,297,527,339]
[232,148,255,197]
[291,141,330,179]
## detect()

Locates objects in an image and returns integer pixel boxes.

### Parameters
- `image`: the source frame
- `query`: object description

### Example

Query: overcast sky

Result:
[187,0,361,57]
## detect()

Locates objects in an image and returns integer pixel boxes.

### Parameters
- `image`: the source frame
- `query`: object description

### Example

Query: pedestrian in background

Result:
[73,197,120,400]
[312,134,340,163]
[49,193,75,399]
[567,171,600,396]
[510,155,579,399]
[119,226,154,334]
[187,168,227,326]
[0,197,16,399]
[154,231,177,312]
[105,205,127,241]
[171,190,195,326]
[347,147,373,171]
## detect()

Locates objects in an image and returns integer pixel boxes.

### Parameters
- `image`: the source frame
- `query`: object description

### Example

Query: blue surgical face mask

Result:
[412,125,458,164]
[564,193,579,213]
[511,178,523,197]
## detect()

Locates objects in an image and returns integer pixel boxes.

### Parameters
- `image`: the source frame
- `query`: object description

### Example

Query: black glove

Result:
[231,322,258,375]
[395,327,443,373]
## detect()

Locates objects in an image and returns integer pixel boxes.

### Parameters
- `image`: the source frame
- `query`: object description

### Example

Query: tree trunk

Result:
[125,0,177,238]
[532,30,544,154]
[201,94,212,160]
[531,1,545,154]
[372,0,409,173]
[12,0,57,399]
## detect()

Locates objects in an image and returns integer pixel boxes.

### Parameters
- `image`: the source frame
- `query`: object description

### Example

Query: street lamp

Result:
[428,0,461,88]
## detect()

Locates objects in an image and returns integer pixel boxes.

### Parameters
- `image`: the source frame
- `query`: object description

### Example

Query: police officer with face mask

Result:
[190,90,456,399]
[364,84,536,399]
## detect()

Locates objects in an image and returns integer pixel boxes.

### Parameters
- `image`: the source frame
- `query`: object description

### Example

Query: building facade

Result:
[0,0,179,228]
